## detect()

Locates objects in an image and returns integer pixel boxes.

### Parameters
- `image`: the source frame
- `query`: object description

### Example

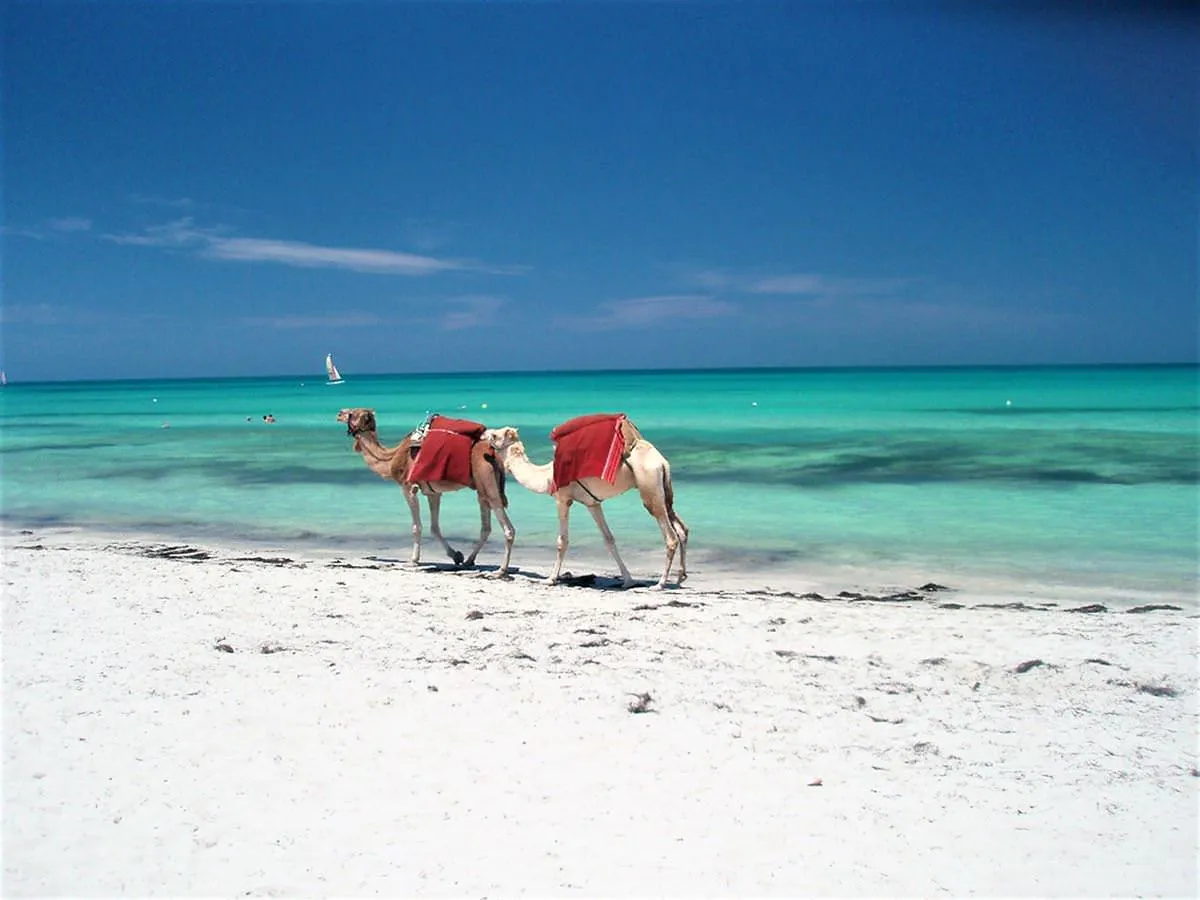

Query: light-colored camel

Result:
[484,418,688,589]
[337,408,515,575]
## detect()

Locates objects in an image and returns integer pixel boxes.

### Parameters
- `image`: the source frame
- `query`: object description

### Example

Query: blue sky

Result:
[3,1,1196,381]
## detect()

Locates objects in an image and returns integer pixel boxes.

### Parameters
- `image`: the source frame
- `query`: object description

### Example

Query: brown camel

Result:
[337,408,515,575]
[484,417,688,589]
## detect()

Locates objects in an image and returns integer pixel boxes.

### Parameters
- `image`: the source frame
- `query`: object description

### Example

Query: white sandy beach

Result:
[2,526,1197,897]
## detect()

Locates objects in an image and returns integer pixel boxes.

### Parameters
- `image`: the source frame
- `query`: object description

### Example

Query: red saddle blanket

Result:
[550,413,627,492]
[406,416,487,486]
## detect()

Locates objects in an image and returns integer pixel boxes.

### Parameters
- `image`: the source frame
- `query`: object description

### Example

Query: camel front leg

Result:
[548,496,573,584]
[587,504,635,589]
[462,495,493,567]
[403,484,422,565]
[426,491,465,566]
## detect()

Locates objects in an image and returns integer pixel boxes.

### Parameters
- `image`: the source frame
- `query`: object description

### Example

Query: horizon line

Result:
[4,360,1197,386]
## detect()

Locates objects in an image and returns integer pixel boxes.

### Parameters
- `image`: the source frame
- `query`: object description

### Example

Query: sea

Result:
[1,365,1196,602]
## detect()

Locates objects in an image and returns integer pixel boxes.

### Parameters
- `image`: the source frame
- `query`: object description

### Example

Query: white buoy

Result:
[1006,399,1012,407]
[481,402,488,409]
[751,401,758,407]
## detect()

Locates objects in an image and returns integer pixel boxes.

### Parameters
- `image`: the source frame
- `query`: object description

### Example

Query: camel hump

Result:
[620,417,644,448]
[428,414,487,441]
[550,413,626,442]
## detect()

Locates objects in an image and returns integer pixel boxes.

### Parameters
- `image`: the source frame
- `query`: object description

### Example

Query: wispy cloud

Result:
[237,312,387,330]
[822,295,1077,333]
[128,193,197,210]
[680,266,1080,338]
[4,215,94,240]
[748,274,913,296]
[687,268,913,298]
[234,296,506,333]
[48,217,93,233]
[438,295,505,331]
[105,217,520,277]
[559,294,735,331]
[1,225,48,240]
[204,236,459,275]
[401,217,457,253]
[104,217,209,247]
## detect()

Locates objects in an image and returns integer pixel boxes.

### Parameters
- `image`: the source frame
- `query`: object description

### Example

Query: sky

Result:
[3,1,1197,381]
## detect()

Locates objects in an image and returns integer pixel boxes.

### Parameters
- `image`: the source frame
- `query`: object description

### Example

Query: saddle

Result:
[406,414,488,487]
[549,413,629,492]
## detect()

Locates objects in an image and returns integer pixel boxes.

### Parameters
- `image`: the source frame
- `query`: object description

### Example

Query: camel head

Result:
[485,426,532,465]
[484,426,522,455]
[337,407,377,437]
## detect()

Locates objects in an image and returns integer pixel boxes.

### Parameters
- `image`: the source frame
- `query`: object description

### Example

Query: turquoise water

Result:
[1,366,1196,595]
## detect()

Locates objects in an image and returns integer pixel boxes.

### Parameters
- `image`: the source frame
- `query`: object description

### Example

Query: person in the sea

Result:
[263,414,276,424]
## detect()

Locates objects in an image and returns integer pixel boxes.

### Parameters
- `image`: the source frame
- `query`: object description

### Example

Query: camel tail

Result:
[661,461,687,539]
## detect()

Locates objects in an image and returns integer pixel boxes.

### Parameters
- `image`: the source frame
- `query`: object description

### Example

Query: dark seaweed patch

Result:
[674,432,1198,489]
[1,440,123,455]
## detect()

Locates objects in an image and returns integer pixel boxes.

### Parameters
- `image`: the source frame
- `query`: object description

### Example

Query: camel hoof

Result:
[450,550,465,566]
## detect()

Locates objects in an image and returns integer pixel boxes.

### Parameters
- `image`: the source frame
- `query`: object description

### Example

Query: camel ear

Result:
[486,427,515,448]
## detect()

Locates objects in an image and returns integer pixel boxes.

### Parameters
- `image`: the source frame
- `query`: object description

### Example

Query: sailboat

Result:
[0,371,6,387]
[325,353,344,385]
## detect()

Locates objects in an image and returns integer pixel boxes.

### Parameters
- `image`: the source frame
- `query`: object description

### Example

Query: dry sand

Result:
[3,526,1197,897]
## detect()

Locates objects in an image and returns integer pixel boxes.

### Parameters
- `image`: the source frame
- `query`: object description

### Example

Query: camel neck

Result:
[501,444,554,494]
[354,431,402,479]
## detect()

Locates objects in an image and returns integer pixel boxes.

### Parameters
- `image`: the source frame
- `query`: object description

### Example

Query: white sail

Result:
[325,354,344,384]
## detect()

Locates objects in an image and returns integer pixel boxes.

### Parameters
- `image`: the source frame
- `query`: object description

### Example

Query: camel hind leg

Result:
[664,469,688,585]
[471,458,515,576]
[462,494,493,568]
[425,491,465,566]
[490,505,516,577]
[652,508,681,592]
[670,510,689,585]
[586,503,635,589]
[630,449,685,588]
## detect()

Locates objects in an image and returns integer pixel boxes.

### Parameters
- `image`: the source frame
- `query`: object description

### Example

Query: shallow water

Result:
[2,365,1196,598]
